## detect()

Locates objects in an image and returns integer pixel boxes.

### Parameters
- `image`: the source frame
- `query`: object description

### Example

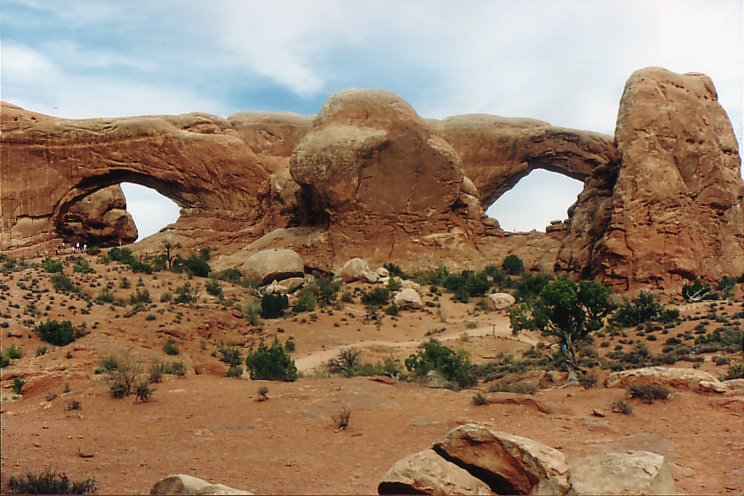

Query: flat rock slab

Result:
[567,451,676,495]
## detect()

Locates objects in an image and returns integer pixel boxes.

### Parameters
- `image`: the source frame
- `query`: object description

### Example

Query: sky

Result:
[2,0,742,239]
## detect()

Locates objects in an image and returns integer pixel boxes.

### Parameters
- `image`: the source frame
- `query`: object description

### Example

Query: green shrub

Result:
[260,293,289,319]
[386,303,399,316]
[12,377,26,394]
[387,277,402,292]
[629,384,670,403]
[134,381,153,402]
[4,343,22,359]
[7,468,97,495]
[216,268,243,284]
[226,365,243,378]
[174,283,196,304]
[160,360,187,376]
[682,280,717,301]
[130,289,151,305]
[405,339,475,389]
[327,348,362,377]
[104,247,136,265]
[361,287,390,308]
[284,338,296,352]
[293,289,317,313]
[383,262,406,278]
[162,338,180,356]
[724,361,744,380]
[205,279,223,297]
[332,406,351,430]
[181,253,211,277]
[612,291,678,327]
[472,391,489,406]
[160,292,172,303]
[218,345,242,366]
[243,301,261,325]
[245,337,298,381]
[42,257,64,273]
[257,385,269,401]
[443,270,491,303]
[502,254,524,275]
[95,288,117,304]
[52,273,79,293]
[35,320,83,346]
[0,353,9,368]
[515,273,553,302]
[73,258,94,274]
[148,362,163,383]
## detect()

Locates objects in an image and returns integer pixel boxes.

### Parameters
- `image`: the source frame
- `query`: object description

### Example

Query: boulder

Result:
[362,270,380,284]
[393,288,423,309]
[378,449,491,495]
[240,249,304,285]
[336,258,371,282]
[433,423,569,495]
[150,474,252,495]
[58,185,138,246]
[567,451,676,495]
[401,280,422,292]
[376,267,390,278]
[261,280,290,295]
[279,277,306,293]
[487,293,516,310]
[605,366,723,391]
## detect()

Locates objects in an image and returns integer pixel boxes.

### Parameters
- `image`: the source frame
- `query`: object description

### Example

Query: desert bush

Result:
[175,253,211,278]
[332,406,351,430]
[361,287,390,308]
[94,288,120,305]
[405,339,476,389]
[383,262,406,278]
[341,290,354,303]
[173,283,196,304]
[215,268,243,284]
[0,353,9,369]
[260,293,289,318]
[134,381,153,402]
[612,291,678,327]
[257,385,269,401]
[160,292,172,303]
[148,362,163,383]
[284,338,296,352]
[578,372,597,389]
[4,343,22,359]
[629,384,670,403]
[52,273,79,293]
[293,289,317,313]
[12,377,25,394]
[694,327,744,353]
[160,360,187,376]
[724,361,744,380]
[472,392,489,406]
[385,303,399,316]
[7,468,97,495]
[611,399,633,415]
[443,270,491,303]
[35,320,83,346]
[245,337,298,381]
[218,345,242,366]
[162,338,180,356]
[42,257,64,273]
[243,300,261,325]
[226,365,243,378]
[501,254,524,275]
[327,348,362,377]
[73,258,94,274]
[487,380,537,395]
[65,399,82,411]
[129,288,151,305]
[682,280,717,301]
[205,279,223,297]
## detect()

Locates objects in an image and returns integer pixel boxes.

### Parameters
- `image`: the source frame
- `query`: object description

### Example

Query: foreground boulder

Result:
[606,366,723,391]
[567,451,676,495]
[150,474,252,495]
[378,449,491,495]
[433,424,569,495]
[240,248,304,285]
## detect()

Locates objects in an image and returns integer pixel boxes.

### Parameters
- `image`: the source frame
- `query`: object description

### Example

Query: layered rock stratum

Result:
[1,67,742,291]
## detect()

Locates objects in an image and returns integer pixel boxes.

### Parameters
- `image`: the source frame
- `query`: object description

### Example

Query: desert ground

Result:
[1,252,742,494]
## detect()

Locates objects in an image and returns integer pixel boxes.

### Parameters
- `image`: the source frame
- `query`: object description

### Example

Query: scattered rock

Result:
[240,249,304,285]
[483,392,570,415]
[486,293,516,310]
[568,451,676,495]
[605,366,723,391]
[378,449,491,495]
[362,270,380,284]
[150,474,252,495]
[261,280,290,295]
[336,258,371,283]
[401,280,422,292]
[592,409,606,418]
[376,267,390,278]
[433,423,570,495]
[393,288,423,309]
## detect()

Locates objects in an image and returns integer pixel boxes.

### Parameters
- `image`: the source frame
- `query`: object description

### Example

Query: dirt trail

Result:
[295,322,539,372]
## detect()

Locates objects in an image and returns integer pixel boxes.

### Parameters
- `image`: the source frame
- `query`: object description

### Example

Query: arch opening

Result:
[486,169,583,233]
[120,183,181,241]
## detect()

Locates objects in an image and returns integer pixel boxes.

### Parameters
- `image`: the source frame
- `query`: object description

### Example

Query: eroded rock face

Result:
[584,68,743,289]
[58,185,138,246]
[430,114,619,207]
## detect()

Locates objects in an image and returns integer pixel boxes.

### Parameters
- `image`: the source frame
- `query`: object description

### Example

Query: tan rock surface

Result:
[567,451,676,495]
[377,449,492,495]
[150,474,253,495]
[605,366,722,391]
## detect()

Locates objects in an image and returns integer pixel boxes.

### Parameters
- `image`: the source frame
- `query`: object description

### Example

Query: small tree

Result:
[245,337,298,381]
[501,254,524,275]
[510,277,612,381]
[161,241,181,270]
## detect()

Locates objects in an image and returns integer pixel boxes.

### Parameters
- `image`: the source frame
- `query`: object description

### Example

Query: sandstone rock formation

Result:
[393,288,423,309]
[560,67,744,289]
[58,185,138,246]
[2,66,742,292]
[378,449,492,495]
[150,474,252,495]
[487,293,516,310]
[433,424,570,495]
[567,451,676,495]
